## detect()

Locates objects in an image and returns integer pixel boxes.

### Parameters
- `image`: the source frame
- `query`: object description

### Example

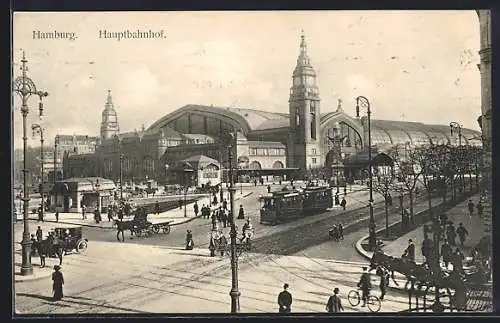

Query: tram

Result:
[259,185,332,225]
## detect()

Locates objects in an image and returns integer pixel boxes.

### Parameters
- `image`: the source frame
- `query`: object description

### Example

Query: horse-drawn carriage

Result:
[33,226,88,264]
[369,250,491,311]
[114,206,172,241]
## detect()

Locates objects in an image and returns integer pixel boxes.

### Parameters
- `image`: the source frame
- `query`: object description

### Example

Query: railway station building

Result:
[64,33,482,183]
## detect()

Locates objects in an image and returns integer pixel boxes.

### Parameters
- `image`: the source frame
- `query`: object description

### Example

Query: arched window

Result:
[272,161,284,169]
[249,161,262,170]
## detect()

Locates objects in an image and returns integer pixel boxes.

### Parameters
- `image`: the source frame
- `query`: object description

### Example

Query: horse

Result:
[114,219,136,242]
[34,239,64,266]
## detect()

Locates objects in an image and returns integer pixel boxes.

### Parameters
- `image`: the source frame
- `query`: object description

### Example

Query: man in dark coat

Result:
[193,201,199,217]
[456,223,469,247]
[446,223,457,246]
[326,287,344,313]
[278,283,292,313]
[185,230,194,250]
[377,267,389,300]
[357,267,372,307]
[452,248,465,274]
[238,205,245,219]
[52,265,64,301]
[441,240,453,269]
[421,235,432,265]
[467,199,474,216]
[334,194,340,205]
[338,224,344,240]
[340,197,347,210]
[36,226,43,242]
[155,201,161,215]
[267,185,271,194]
[404,239,416,262]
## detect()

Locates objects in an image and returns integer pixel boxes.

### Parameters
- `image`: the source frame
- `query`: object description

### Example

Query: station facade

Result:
[63,33,482,184]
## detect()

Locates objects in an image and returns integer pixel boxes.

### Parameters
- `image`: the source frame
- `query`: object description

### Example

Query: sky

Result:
[12,11,481,149]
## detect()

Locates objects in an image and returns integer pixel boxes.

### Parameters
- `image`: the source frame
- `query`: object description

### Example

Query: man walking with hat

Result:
[326,287,344,313]
[277,283,292,313]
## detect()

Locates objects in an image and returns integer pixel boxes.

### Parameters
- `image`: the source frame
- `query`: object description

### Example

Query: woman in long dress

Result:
[52,265,64,301]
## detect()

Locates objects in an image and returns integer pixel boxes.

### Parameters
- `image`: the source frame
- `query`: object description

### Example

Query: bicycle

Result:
[347,289,381,312]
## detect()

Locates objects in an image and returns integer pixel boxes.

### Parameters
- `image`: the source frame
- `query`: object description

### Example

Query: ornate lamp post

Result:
[13,51,48,275]
[356,96,376,251]
[119,153,124,201]
[32,123,45,221]
[228,132,240,313]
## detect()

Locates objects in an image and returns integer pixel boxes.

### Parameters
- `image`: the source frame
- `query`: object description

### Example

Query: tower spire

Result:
[296,30,311,67]
[106,89,113,106]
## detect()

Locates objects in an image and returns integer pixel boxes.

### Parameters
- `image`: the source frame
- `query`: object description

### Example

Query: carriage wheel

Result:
[152,225,160,234]
[136,230,143,237]
[348,290,361,306]
[76,239,88,254]
[367,295,381,312]
[163,225,171,234]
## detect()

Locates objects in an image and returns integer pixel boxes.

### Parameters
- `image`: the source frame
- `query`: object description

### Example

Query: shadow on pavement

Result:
[16,293,54,302]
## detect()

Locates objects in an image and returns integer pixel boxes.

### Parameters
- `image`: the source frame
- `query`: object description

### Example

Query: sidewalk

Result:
[16,191,254,230]
[382,195,486,263]
[353,194,485,291]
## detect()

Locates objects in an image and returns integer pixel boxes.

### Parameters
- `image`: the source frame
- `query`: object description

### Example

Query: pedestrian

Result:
[477,201,483,217]
[335,194,340,205]
[467,199,475,216]
[421,235,432,265]
[209,238,216,257]
[277,283,292,313]
[38,242,46,268]
[221,210,228,228]
[326,287,344,313]
[94,208,101,224]
[222,199,227,210]
[155,201,160,215]
[446,223,457,246]
[185,230,194,250]
[254,179,257,187]
[441,240,453,269]
[267,184,271,194]
[82,204,87,220]
[55,210,59,223]
[340,197,346,210]
[179,199,183,209]
[332,225,339,242]
[193,201,199,217]
[52,265,64,301]
[378,268,389,300]
[30,234,37,261]
[36,226,43,242]
[338,223,344,240]
[238,204,245,220]
[456,223,469,247]
[107,210,113,222]
[404,239,416,262]
[211,213,217,230]
[452,248,465,274]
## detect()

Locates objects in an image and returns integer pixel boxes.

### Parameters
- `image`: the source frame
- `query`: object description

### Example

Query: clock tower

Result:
[287,31,321,177]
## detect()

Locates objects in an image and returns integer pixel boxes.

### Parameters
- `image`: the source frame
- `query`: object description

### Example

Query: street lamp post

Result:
[13,51,48,276]
[228,133,240,313]
[32,124,45,221]
[119,154,124,201]
[356,96,376,251]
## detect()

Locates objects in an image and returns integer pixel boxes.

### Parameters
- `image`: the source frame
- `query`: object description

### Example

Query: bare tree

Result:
[388,144,423,224]
[372,161,396,237]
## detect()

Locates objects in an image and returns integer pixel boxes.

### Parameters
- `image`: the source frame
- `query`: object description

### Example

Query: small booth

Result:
[166,155,221,188]
[50,177,116,213]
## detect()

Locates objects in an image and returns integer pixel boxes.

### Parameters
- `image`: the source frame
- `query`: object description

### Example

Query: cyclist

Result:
[357,266,372,307]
